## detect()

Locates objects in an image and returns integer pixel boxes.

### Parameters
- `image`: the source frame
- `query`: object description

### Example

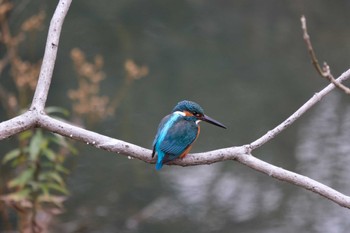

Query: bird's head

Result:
[172,100,226,129]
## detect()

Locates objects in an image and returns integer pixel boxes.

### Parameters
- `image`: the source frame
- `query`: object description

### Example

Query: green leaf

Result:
[19,130,33,141]
[50,134,78,155]
[45,106,70,117]
[38,183,50,197]
[28,180,40,192]
[42,148,56,161]
[66,143,78,155]
[38,171,65,186]
[8,169,34,189]
[38,172,49,182]
[50,134,67,147]
[48,172,65,186]
[47,183,69,195]
[38,194,66,208]
[40,162,55,168]
[29,130,43,161]
[55,164,70,175]
[2,149,21,164]
[2,189,31,202]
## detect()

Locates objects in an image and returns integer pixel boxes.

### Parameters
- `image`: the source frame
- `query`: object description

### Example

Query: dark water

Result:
[2,1,350,232]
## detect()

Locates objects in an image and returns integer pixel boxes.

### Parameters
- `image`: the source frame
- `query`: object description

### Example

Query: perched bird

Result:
[152,100,226,170]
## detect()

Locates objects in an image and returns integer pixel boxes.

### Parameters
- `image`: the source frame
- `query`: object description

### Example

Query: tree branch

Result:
[30,0,72,112]
[1,1,350,209]
[231,149,350,209]
[301,15,350,94]
[250,68,350,150]
[32,104,350,209]
[37,114,151,162]
[0,111,36,140]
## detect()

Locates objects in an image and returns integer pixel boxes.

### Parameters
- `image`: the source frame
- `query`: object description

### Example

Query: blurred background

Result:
[1,0,350,232]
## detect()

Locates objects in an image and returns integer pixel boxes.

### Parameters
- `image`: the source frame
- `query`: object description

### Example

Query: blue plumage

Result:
[153,112,198,170]
[152,100,226,170]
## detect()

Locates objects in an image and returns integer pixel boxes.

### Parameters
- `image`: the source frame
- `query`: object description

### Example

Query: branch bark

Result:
[30,0,72,112]
[1,1,350,209]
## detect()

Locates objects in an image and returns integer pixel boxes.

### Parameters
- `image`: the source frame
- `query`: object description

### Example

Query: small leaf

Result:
[42,148,56,161]
[38,183,50,197]
[48,172,65,186]
[29,130,43,161]
[38,194,66,209]
[47,183,69,195]
[50,134,68,147]
[66,143,78,155]
[38,172,50,181]
[19,130,33,141]
[1,189,31,202]
[28,180,40,192]
[50,134,78,155]
[10,157,23,167]
[39,172,64,186]
[45,106,70,117]
[2,149,21,164]
[55,164,70,174]
[8,169,34,189]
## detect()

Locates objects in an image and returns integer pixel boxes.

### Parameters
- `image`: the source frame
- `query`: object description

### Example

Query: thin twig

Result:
[301,15,350,94]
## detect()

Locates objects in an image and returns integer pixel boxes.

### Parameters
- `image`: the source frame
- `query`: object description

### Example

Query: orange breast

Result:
[179,145,193,158]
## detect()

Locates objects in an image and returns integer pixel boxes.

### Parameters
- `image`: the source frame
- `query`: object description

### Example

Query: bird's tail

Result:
[155,162,163,170]
[155,151,165,170]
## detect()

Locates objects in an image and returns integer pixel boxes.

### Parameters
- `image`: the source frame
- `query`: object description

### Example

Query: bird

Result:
[152,100,226,170]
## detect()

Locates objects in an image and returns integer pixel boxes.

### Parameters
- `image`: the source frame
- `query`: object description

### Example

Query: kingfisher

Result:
[152,100,226,170]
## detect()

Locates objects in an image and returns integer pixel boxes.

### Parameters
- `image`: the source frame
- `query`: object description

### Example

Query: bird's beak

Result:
[201,115,227,129]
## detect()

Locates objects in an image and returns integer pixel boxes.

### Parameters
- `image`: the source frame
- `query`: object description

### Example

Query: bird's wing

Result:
[152,114,172,158]
[159,119,198,156]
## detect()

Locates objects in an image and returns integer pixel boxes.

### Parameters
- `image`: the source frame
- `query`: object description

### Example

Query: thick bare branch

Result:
[0,111,36,140]
[30,0,72,111]
[37,114,151,162]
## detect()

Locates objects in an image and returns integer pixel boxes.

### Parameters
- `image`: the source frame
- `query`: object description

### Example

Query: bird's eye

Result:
[194,112,202,117]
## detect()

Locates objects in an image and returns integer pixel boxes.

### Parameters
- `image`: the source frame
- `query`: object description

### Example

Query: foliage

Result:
[1,108,77,233]
[0,1,45,112]
[68,48,148,126]
[0,1,76,232]
[0,0,149,232]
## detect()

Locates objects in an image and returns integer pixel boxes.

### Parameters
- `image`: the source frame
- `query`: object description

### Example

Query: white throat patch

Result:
[174,111,186,116]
